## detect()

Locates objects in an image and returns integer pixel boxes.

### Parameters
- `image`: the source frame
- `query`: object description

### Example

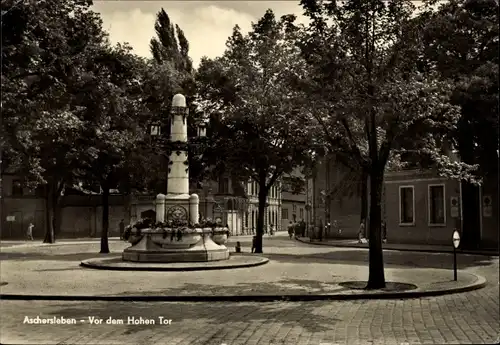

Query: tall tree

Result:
[150,8,193,74]
[1,0,108,243]
[196,10,314,253]
[77,43,151,253]
[417,0,499,249]
[292,0,478,288]
[147,9,205,192]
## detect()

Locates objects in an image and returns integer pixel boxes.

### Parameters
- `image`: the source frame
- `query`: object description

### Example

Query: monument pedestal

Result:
[122,93,230,264]
[122,229,229,263]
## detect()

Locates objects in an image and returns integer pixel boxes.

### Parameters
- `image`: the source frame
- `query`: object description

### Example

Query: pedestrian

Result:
[287,221,294,239]
[251,236,256,253]
[235,241,241,253]
[119,219,125,240]
[358,219,366,243]
[300,219,306,237]
[27,222,34,241]
[382,221,387,243]
[269,223,274,236]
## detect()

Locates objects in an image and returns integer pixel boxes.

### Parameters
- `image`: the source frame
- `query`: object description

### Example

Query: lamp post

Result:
[149,121,167,194]
[452,230,460,281]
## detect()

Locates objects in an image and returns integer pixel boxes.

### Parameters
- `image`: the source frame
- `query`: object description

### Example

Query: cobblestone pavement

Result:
[1,235,498,344]
[0,235,488,296]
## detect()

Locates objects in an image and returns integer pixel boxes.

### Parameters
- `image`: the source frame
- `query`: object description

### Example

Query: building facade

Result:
[280,175,307,230]
[311,156,499,248]
[1,173,130,239]
[1,173,283,238]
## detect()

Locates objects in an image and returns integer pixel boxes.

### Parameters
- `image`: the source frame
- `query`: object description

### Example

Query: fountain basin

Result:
[122,227,230,263]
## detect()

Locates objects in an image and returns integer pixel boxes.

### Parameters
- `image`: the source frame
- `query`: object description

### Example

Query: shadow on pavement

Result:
[0,252,118,262]
[45,301,341,334]
[0,248,496,270]
[111,279,352,298]
[263,250,496,270]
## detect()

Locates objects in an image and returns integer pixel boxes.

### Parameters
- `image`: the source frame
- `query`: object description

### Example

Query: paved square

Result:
[1,235,498,344]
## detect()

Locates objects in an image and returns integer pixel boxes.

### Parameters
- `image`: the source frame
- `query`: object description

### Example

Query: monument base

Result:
[122,230,230,263]
[122,248,229,263]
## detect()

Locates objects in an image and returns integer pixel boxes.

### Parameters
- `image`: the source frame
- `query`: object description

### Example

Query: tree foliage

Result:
[147,8,206,189]
[415,0,499,249]
[196,10,314,252]
[417,0,499,177]
[76,42,151,252]
[1,0,108,242]
[292,0,478,288]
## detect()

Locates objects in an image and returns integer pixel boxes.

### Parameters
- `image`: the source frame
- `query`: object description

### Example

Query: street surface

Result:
[1,233,498,345]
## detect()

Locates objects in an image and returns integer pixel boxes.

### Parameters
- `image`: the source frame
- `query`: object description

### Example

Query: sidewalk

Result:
[0,232,287,246]
[0,240,488,301]
[295,236,499,256]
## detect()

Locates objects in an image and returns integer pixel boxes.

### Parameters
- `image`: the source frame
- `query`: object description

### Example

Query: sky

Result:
[92,1,308,68]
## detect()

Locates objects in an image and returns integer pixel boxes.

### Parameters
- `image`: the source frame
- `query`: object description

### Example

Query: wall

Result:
[312,156,362,239]
[2,189,130,239]
[2,197,46,239]
[384,172,460,245]
[311,158,498,247]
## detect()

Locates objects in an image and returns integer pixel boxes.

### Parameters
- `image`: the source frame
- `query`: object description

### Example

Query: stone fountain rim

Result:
[134,227,229,234]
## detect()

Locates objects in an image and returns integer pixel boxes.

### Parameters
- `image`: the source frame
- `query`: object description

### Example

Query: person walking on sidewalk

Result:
[358,220,366,243]
[287,221,294,239]
[300,219,306,237]
[251,236,256,253]
[382,221,387,243]
[119,219,125,240]
[269,223,274,236]
[27,222,34,241]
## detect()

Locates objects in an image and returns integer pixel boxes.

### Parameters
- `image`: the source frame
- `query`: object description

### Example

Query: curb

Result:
[295,237,499,257]
[80,255,270,271]
[0,275,486,302]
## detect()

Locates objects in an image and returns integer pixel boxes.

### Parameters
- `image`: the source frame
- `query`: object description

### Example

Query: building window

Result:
[245,212,249,227]
[282,208,288,219]
[292,204,297,212]
[299,208,304,219]
[399,186,415,225]
[429,184,446,225]
[12,180,23,196]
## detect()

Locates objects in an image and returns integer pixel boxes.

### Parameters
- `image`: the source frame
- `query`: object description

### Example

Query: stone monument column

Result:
[168,94,189,197]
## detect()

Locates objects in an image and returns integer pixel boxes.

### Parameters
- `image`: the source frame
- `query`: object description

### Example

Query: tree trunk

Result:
[254,183,268,253]
[43,188,55,243]
[100,180,110,253]
[366,169,385,289]
[43,180,63,243]
[360,171,368,237]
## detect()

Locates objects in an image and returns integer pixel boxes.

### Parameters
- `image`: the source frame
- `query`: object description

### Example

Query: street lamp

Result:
[197,120,207,138]
[150,123,161,137]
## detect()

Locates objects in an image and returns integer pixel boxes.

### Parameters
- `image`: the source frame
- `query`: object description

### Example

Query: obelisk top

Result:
[172,94,186,108]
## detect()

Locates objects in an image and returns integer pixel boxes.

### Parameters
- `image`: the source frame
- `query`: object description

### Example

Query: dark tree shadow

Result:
[45,301,341,334]
[1,248,495,271]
